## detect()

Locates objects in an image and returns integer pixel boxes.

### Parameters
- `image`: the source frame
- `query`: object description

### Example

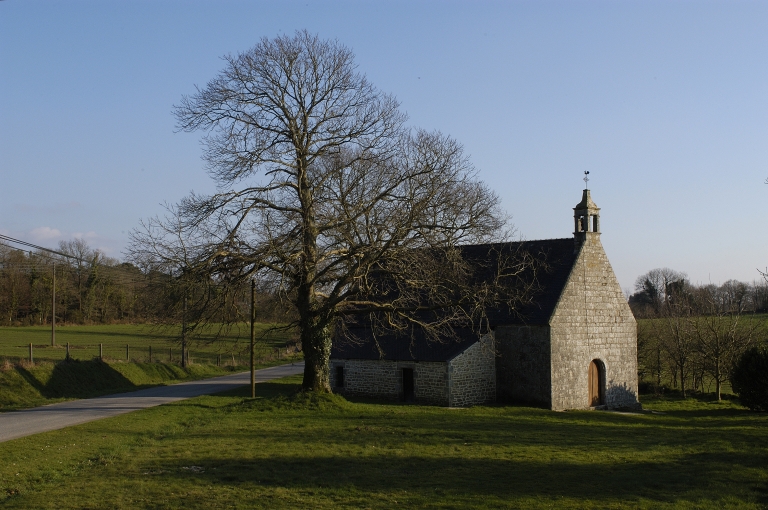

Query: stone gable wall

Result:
[494,325,551,406]
[448,334,496,407]
[549,234,639,410]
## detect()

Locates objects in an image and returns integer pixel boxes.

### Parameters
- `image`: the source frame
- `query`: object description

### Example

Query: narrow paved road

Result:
[0,362,304,443]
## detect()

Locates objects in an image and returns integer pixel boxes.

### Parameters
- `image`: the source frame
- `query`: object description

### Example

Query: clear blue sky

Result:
[1,1,766,292]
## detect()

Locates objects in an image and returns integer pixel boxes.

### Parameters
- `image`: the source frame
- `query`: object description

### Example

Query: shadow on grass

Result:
[168,379,768,463]
[137,450,767,506]
[15,360,142,399]
[641,390,739,404]
[216,380,303,399]
[640,392,760,420]
[161,373,767,502]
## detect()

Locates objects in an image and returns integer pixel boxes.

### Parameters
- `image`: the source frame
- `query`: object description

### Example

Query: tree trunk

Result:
[656,346,661,389]
[679,363,686,398]
[300,314,332,392]
[715,360,722,401]
[296,151,332,392]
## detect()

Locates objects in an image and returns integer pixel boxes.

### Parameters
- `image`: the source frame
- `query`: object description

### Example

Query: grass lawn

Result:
[0,323,296,365]
[1,378,766,509]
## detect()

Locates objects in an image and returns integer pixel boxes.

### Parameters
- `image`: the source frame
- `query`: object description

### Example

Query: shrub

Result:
[731,346,768,412]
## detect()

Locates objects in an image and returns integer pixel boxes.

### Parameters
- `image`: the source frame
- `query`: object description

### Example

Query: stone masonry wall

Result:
[549,233,639,410]
[332,359,399,400]
[448,334,496,407]
[494,325,551,406]
[414,362,450,405]
[329,358,449,405]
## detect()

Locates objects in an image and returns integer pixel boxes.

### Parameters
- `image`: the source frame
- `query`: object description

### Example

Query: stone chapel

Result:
[329,189,640,411]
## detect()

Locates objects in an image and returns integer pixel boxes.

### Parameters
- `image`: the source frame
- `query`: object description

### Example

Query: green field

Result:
[0,324,296,365]
[0,323,302,411]
[635,314,768,397]
[1,377,766,509]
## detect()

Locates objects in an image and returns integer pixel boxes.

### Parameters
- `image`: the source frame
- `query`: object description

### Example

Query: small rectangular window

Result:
[335,365,345,388]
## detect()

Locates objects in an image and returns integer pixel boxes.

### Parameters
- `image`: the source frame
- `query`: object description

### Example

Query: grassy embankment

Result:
[0,324,300,411]
[1,376,766,509]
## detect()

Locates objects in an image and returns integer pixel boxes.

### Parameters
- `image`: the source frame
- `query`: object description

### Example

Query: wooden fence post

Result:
[66,342,70,361]
[99,343,103,361]
[169,347,172,362]
[149,345,152,363]
[126,344,129,362]
[29,343,33,363]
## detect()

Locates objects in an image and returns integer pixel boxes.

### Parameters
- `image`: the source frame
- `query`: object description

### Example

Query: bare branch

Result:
[130,31,520,391]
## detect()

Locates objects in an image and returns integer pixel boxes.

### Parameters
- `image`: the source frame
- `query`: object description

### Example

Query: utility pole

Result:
[181,293,187,368]
[250,278,256,398]
[51,261,56,346]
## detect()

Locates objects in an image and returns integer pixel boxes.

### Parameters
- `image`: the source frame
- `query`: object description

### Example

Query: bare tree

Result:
[58,238,96,321]
[633,266,767,397]
[748,280,768,312]
[129,32,516,392]
[692,285,761,400]
[636,319,663,392]
[636,271,696,396]
[630,268,688,317]
[0,245,31,325]
[658,304,697,398]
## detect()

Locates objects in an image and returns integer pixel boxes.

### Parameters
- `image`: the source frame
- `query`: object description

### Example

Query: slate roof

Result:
[459,238,576,327]
[332,327,481,362]
[331,238,577,362]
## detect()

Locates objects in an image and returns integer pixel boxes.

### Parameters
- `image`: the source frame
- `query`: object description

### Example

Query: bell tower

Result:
[573,185,600,251]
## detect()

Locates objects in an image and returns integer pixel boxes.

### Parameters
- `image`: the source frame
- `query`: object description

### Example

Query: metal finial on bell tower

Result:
[583,171,590,189]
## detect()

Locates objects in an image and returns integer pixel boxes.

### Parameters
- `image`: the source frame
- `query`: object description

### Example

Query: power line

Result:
[0,234,160,283]
[0,235,233,286]
[0,234,76,260]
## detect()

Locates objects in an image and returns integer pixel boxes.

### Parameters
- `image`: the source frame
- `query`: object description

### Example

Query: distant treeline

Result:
[628,268,768,399]
[629,268,768,318]
[0,240,290,327]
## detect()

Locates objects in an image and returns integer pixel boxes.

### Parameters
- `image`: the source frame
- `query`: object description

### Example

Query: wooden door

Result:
[588,360,603,406]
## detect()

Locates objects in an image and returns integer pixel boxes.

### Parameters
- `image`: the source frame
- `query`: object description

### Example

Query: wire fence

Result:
[7,342,298,367]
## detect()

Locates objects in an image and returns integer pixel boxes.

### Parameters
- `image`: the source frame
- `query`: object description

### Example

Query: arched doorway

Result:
[588,360,604,407]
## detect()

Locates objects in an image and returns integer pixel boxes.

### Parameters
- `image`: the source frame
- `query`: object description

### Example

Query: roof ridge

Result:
[457,238,573,249]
